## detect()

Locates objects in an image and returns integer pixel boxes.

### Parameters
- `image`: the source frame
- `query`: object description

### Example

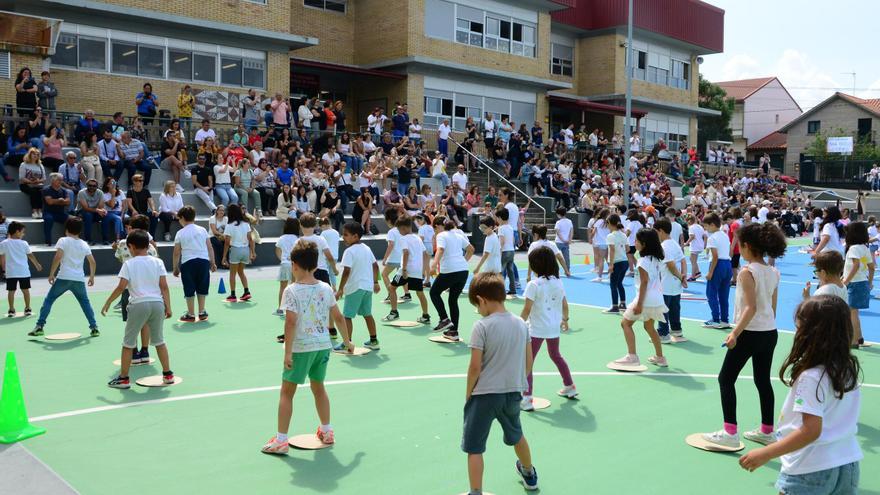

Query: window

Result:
[220,57,242,86]
[807,120,821,135]
[193,53,216,83]
[670,60,689,89]
[858,118,872,139]
[77,37,107,70]
[169,50,193,80]
[304,0,346,13]
[111,42,138,75]
[447,6,535,58]
[139,45,164,78]
[113,42,163,77]
[551,43,573,76]
[243,59,265,88]
[456,18,483,47]
[0,51,8,79]
[52,33,78,67]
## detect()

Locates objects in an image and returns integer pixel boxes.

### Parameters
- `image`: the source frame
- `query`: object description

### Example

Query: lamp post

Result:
[623,0,634,208]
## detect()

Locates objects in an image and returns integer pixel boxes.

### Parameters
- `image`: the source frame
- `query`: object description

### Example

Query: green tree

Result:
[805,127,880,161]
[697,74,734,157]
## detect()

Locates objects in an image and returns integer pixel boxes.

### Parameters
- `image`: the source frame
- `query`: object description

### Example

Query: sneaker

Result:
[261,436,289,455]
[240,292,252,302]
[225,295,238,303]
[382,311,399,322]
[626,272,635,278]
[108,376,130,389]
[364,339,380,350]
[113,301,123,310]
[316,427,335,445]
[382,296,391,304]
[515,282,521,289]
[516,460,539,491]
[7,309,14,318]
[175,184,184,193]
[417,314,431,324]
[424,281,431,288]
[163,232,171,242]
[90,326,100,337]
[276,334,285,344]
[716,321,732,329]
[648,355,668,367]
[671,330,684,338]
[139,348,151,364]
[273,309,284,317]
[401,293,412,302]
[520,395,535,411]
[701,430,741,449]
[557,385,579,399]
[198,311,209,321]
[330,331,339,340]
[28,325,43,337]
[131,349,145,365]
[333,342,349,352]
[743,429,776,446]
[658,334,672,344]
[441,330,460,342]
[602,306,620,314]
[179,313,196,323]
[590,277,603,283]
[506,291,517,296]
[618,303,627,311]
[702,320,721,328]
[433,318,453,332]
[613,354,640,366]
[162,371,175,384]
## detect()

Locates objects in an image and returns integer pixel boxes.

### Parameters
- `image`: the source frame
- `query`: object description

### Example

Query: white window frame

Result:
[450,5,536,59]
[0,51,9,79]
[550,43,573,77]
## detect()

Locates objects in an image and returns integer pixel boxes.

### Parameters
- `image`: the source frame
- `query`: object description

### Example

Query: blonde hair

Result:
[163,180,177,195]
[23,147,42,165]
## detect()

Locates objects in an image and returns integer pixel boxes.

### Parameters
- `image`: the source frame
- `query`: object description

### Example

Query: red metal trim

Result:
[549,95,648,118]
[290,59,406,80]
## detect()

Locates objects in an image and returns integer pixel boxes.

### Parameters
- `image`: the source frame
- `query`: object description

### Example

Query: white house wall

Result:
[742,79,801,145]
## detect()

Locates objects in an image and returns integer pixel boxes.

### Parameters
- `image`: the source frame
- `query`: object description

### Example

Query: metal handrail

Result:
[448,136,546,226]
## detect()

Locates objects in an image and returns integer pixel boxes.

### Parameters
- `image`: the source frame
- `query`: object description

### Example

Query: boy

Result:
[397,217,431,324]
[655,218,688,343]
[526,225,571,280]
[703,213,732,329]
[299,213,339,337]
[172,205,216,322]
[0,221,42,317]
[473,216,501,275]
[553,206,573,272]
[319,217,340,290]
[727,208,743,285]
[114,215,158,363]
[102,231,175,389]
[30,217,98,337]
[802,250,847,301]
[261,241,353,455]
[380,208,409,321]
[463,273,538,493]
[335,222,381,350]
[416,214,434,287]
[496,208,517,295]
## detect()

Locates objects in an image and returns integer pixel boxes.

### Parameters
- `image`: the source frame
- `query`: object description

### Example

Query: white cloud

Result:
[717,54,762,81]
[773,50,840,110]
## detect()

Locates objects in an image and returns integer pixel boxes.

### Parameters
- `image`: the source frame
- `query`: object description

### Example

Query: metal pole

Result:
[623,0,634,208]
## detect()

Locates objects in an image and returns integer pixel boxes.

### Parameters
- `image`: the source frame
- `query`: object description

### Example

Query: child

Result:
[802,251,847,301]
[624,209,643,277]
[114,215,158,362]
[398,216,431,325]
[102,230,175,389]
[603,214,628,313]
[298,213,340,338]
[319,216,340,290]
[612,228,668,368]
[520,246,576,412]
[274,218,300,316]
[463,272,538,493]
[261,241,353,455]
[222,204,255,302]
[416,214,434,287]
[728,208,743,286]
[0,221,42,317]
[381,208,408,320]
[685,214,706,281]
[553,206,573,273]
[655,218,688,343]
[842,221,874,347]
[172,206,216,322]
[700,222,787,449]
[867,215,879,260]
[29,217,98,337]
[590,208,610,282]
[496,207,517,295]
[526,225,571,279]
[473,216,501,275]
[738,295,862,494]
[703,213,733,329]
[0,210,10,280]
[810,208,823,251]
[335,222,380,350]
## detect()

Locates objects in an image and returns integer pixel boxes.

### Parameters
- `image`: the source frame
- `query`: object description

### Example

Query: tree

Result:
[697,74,734,158]
[805,127,880,161]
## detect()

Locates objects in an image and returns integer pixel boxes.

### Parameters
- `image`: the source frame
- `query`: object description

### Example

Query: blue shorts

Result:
[847,280,870,310]
[180,258,210,297]
[776,462,859,495]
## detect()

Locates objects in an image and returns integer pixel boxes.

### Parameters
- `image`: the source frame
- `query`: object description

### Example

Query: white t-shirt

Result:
[224,222,251,248]
[689,224,706,251]
[527,239,561,256]
[555,217,573,244]
[280,282,335,353]
[340,242,376,295]
[400,233,426,275]
[119,255,166,305]
[299,234,332,271]
[593,219,609,246]
[498,224,515,252]
[844,244,872,283]
[561,128,573,146]
[55,236,91,282]
[194,128,216,144]
[707,230,731,260]
[0,239,32,278]
[419,224,434,254]
[606,230,628,263]
[504,202,519,230]
[634,256,664,307]
[812,217,822,240]
[208,215,227,236]
[275,234,298,265]
[438,123,452,140]
[386,228,403,264]
[436,230,469,273]
[524,277,565,338]
[814,283,847,300]
[868,225,879,249]
[174,223,210,263]
[626,220,641,246]
[452,172,468,191]
[820,223,845,254]
[321,228,340,260]
[660,239,685,296]
[777,367,862,475]
[481,233,502,273]
[213,164,232,184]
[670,221,683,245]
[483,119,496,138]
[757,206,769,224]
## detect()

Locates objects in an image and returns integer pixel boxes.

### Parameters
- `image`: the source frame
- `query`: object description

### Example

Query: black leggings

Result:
[609,260,628,306]
[429,270,468,331]
[20,184,43,210]
[718,330,778,426]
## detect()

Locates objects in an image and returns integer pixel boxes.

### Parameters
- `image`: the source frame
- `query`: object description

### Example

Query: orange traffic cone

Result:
[583,253,591,265]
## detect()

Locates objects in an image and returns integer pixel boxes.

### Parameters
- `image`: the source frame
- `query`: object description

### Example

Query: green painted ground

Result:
[0,273,877,495]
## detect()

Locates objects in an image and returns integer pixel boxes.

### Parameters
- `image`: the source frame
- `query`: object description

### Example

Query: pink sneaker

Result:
[648,355,668,367]
[316,427,335,445]
[261,436,289,455]
[613,354,640,366]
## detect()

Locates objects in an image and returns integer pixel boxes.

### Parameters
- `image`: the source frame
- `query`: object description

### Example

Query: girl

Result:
[603,214,629,313]
[867,215,879,260]
[276,183,296,219]
[624,209,644,277]
[685,214,706,281]
[274,218,300,316]
[738,296,861,495]
[520,246,576,412]
[842,222,874,348]
[701,223,787,449]
[222,204,255,302]
[612,228,668,368]
[814,206,845,256]
[429,216,475,341]
[590,208,610,282]
[352,188,373,234]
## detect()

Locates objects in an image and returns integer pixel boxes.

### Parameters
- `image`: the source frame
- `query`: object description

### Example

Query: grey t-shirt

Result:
[77,188,102,209]
[469,311,528,395]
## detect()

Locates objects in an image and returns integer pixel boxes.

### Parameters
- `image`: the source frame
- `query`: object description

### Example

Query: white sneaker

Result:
[659,334,672,344]
[520,396,535,411]
[701,430,741,449]
[557,385,578,399]
[613,354,640,366]
[648,355,668,367]
[175,184,184,193]
[671,331,684,338]
[743,429,776,446]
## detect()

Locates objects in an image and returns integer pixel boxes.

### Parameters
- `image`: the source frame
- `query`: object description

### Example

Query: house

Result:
[715,76,801,155]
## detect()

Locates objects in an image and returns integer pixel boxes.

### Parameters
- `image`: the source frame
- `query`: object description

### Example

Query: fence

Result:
[798,160,876,190]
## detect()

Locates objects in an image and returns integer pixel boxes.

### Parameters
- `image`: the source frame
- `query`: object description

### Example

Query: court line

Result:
[29,371,879,423]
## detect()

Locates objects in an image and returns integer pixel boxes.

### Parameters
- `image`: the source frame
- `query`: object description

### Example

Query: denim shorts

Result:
[776,462,859,495]
[847,280,870,310]
[228,245,251,265]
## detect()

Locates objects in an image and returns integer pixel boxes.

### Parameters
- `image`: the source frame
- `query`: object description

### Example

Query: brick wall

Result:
[108,0,290,33]
[289,2,356,65]
[1,53,47,111]
[354,0,411,65]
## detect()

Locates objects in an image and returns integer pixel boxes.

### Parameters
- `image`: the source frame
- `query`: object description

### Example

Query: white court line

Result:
[29,371,879,424]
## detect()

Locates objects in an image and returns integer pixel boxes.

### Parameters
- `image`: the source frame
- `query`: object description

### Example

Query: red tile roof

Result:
[838,93,880,116]
[746,131,786,151]
[714,77,776,102]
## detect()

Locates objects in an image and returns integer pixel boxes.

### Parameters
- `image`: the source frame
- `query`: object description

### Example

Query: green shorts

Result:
[282,349,331,385]
[342,289,372,318]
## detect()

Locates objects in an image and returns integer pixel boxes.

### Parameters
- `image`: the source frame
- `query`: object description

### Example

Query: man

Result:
[561,124,574,149]
[437,118,452,157]
[391,107,408,142]
[135,83,158,126]
[194,119,216,147]
[531,121,543,147]
[270,92,291,129]
[243,89,261,131]
[58,152,83,212]
[117,132,151,187]
[588,128,599,149]
[74,109,101,143]
[109,112,127,141]
[98,128,123,182]
[37,71,58,120]
[549,172,570,209]
[452,165,468,192]
[191,153,217,213]
[42,173,71,246]
[77,178,107,245]
[367,107,386,137]
[125,174,160,237]
[482,113,497,151]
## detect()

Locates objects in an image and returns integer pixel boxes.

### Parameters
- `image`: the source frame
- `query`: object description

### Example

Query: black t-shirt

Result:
[127,188,152,214]
[16,78,37,110]
[323,193,339,209]
[193,165,214,188]
[161,140,177,159]
[397,163,412,183]
[317,109,328,130]
[42,186,67,215]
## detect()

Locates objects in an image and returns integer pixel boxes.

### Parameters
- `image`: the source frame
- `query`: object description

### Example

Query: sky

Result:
[699,0,880,111]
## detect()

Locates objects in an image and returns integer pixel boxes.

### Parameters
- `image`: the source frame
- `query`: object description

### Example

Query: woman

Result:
[79,132,103,183]
[101,177,126,244]
[234,158,261,217]
[6,126,31,168]
[431,151,449,189]
[212,156,239,208]
[332,100,346,132]
[14,68,38,117]
[318,187,344,232]
[158,180,184,242]
[130,117,148,143]
[41,125,65,170]
[484,186,499,209]
[403,186,421,216]
[254,159,277,216]
[208,204,227,265]
[19,148,46,218]
[198,136,222,165]
[295,186,310,217]
[164,118,186,143]
[465,185,482,215]
[232,124,248,147]
[276,183,296,219]
[176,85,194,127]
[498,117,513,151]
[429,217,475,341]
[250,140,267,166]
[353,187,373,233]
[351,133,366,174]
[338,133,359,174]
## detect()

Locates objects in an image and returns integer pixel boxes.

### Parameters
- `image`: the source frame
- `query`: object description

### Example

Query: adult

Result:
[117,131,151,187]
[19,148,46,218]
[160,131,187,187]
[191,153,217,213]
[318,187,344,232]
[101,177,126,243]
[74,109,101,143]
[159,180,185,241]
[332,101,346,132]
[79,132,103,183]
[429,217,474,341]
[482,113,497,151]
[58,151,83,212]
[177,84,195,127]
[254,158,277,216]
[452,164,468,192]
[208,205,227,263]
[212,156,239,208]
[296,97,313,134]
[391,107,408,142]
[243,89,262,131]
[6,126,31,168]
[234,158,261,216]
[14,67,38,117]
[40,125,65,170]
[98,129,124,182]
[431,151,449,189]
[76,178,107,245]
[194,119,216,147]
[36,71,58,120]
[42,173,71,245]
[270,93,291,129]
[135,83,158,127]
[125,173,160,236]
[437,119,451,157]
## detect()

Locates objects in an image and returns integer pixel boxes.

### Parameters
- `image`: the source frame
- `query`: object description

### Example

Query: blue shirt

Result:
[276,167,293,185]
[392,114,407,133]
[136,92,157,115]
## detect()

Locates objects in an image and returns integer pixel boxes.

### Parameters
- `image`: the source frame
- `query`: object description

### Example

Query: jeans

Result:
[706,259,733,322]
[42,210,68,245]
[36,279,97,328]
[397,181,410,196]
[342,155,364,174]
[194,188,218,212]
[257,187,276,213]
[609,260,628,306]
[556,241,570,272]
[501,251,516,293]
[214,184,238,207]
[433,173,449,189]
[438,138,448,157]
[776,462,859,495]
[79,211,103,243]
[658,294,681,336]
[235,188,261,213]
[103,211,124,241]
[101,159,129,183]
[244,118,258,132]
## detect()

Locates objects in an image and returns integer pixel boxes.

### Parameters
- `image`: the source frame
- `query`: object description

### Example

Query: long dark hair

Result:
[528,246,559,279]
[844,221,869,254]
[821,206,845,237]
[636,228,664,260]
[227,203,245,226]
[14,67,32,85]
[781,295,861,399]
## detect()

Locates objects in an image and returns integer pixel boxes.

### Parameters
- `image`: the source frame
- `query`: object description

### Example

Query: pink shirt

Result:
[43,138,63,160]
[270,100,290,126]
